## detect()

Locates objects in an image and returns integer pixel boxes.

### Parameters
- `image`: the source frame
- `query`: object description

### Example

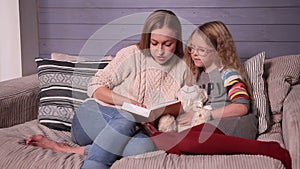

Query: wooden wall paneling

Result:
[39,0,300,8]
[38,0,300,59]
[40,39,300,59]
[39,8,300,25]
[39,24,300,42]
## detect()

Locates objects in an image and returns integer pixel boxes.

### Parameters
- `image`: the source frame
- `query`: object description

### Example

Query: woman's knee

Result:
[72,100,136,142]
[71,100,106,144]
[122,133,157,156]
[71,113,93,145]
[76,99,99,116]
[110,114,136,136]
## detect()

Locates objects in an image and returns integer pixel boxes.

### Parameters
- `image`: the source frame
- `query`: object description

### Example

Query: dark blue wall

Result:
[38,0,300,60]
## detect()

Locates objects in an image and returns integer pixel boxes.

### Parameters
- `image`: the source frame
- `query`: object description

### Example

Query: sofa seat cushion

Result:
[111,122,286,169]
[0,120,84,169]
[111,150,286,169]
[257,122,285,148]
[0,120,287,169]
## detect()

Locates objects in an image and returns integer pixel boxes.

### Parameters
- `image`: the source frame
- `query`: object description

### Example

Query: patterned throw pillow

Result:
[243,52,270,134]
[35,58,110,131]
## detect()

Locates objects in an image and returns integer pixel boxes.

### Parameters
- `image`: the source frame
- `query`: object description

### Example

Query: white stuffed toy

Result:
[158,85,212,132]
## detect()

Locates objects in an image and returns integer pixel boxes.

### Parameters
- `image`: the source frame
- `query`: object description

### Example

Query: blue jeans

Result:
[71,100,156,169]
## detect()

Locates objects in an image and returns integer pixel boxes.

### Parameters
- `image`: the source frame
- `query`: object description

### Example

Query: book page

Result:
[121,102,151,117]
[121,100,181,123]
[150,100,180,110]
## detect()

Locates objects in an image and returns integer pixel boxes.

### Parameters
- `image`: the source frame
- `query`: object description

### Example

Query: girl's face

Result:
[150,26,177,64]
[188,32,217,72]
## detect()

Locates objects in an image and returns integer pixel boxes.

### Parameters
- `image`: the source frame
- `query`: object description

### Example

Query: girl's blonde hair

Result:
[185,21,252,95]
[137,10,184,58]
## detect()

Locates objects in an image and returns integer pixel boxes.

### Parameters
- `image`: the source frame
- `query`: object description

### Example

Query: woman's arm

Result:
[87,46,136,99]
[93,86,145,107]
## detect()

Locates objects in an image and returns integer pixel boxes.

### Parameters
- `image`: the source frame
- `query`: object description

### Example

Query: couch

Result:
[0,54,299,169]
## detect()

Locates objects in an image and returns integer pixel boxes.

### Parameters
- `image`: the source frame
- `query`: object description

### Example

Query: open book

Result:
[121,100,181,123]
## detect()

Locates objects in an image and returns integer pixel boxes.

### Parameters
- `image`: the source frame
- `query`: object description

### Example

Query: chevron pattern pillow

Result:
[35,58,109,131]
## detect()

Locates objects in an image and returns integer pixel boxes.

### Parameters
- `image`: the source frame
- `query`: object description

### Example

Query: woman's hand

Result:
[130,100,147,108]
[176,112,194,126]
[142,122,159,137]
[94,87,146,107]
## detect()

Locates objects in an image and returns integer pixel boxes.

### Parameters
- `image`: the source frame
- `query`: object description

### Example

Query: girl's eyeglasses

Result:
[187,45,214,56]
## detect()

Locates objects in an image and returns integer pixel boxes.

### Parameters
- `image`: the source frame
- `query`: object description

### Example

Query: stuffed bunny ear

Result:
[198,88,208,103]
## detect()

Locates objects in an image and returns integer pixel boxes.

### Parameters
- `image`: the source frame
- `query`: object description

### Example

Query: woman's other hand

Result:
[142,122,159,136]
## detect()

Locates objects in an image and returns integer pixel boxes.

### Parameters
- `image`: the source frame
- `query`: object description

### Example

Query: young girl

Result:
[143,21,291,169]
[181,20,258,140]
[26,10,188,169]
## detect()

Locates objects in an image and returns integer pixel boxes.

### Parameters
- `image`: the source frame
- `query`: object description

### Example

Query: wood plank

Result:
[40,39,300,59]
[39,24,143,40]
[228,25,300,42]
[39,0,300,8]
[39,39,138,57]
[39,24,300,42]
[235,42,300,59]
[39,8,300,25]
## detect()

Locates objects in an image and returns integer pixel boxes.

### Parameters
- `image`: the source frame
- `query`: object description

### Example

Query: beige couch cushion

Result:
[264,54,300,121]
[0,120,84,169]
[282,84,300,169]
[111,150,286,169]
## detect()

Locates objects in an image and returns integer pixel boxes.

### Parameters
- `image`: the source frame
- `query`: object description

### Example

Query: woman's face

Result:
[188,32,217,72]
[150,26,177,64]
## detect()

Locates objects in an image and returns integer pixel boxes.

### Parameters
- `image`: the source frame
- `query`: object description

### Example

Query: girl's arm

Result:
[211,103,248,119]
[211,75,250,119]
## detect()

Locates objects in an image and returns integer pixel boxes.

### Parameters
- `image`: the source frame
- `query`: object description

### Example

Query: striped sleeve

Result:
[226,79,250,101]
[222,70,250,105]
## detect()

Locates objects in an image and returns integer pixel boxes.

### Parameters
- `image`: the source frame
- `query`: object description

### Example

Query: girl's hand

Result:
[177,112,194,126]
[142,122,159,136]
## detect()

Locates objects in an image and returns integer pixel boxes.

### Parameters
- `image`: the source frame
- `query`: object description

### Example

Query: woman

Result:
[143,21,291,169]
[26,10,188,169]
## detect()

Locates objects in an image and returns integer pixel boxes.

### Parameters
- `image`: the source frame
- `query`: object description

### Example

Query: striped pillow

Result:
[243,52,270,134]
[35,58,109,131]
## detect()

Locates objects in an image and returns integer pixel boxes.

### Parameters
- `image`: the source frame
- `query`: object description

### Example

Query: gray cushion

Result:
[264,54,300,117]
[0,120,84,169]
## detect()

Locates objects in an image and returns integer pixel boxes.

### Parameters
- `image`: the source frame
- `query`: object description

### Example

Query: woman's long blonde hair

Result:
[185,21,253,96]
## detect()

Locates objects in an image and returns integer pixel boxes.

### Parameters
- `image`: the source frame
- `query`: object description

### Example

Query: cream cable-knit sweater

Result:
[87,45,187,107]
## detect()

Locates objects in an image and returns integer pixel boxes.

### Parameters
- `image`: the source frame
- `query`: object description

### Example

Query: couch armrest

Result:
[0,74,40,128]
[282,84,300,169]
